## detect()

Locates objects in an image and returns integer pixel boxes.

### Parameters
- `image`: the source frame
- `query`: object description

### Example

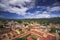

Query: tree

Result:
[50,27,56,33]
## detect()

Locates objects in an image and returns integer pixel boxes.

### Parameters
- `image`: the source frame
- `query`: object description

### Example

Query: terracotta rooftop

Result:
[13,29,56,40]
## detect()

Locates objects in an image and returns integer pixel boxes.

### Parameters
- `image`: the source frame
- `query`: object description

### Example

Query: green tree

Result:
[50,27,56,33]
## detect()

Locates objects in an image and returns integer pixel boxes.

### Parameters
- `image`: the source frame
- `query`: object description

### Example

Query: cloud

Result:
[0,0,60,19]
[51,14,60,17]
[50,6,60,11]
[53,2,60,6]
[7,7,28,15]
[24,14,50,19]
[24,11,50,18]
[0,0,34,15]
[24,6,60,18]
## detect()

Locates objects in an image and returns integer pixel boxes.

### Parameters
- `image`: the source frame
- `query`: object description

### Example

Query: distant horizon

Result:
[0,17,60,20]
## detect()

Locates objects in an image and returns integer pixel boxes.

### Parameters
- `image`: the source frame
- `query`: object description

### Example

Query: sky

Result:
[0,0,60,19]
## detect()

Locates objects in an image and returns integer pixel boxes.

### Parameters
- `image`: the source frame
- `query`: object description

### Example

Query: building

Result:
[13,29,57,40]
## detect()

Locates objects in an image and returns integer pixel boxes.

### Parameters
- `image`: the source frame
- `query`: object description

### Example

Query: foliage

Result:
[15,36,27,40]
[0,18,60,25]
[58,33,60,35]
[0,25,4,28]
[16,27,22,31]
[50,27,56,33]
[31,34,37,40]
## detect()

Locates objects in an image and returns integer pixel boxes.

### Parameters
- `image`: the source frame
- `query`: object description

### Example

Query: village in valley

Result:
[0,0,60,40]
[0,19,60,40]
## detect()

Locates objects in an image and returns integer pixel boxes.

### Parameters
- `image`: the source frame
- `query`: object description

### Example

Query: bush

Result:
[50,27,56,33]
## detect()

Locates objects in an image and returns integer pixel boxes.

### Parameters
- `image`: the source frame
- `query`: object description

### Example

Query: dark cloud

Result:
[35,0,59,6]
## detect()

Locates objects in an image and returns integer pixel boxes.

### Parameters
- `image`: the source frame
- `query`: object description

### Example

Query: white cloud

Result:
[0,0,33,15]
[24,6,60,18]
[24,14,50,19]
[7,7,28,15]
[50,14,60,17]
[43,11,48,14]
[0,0,60,18]
[50,6,60,11]
[24,11,50,18]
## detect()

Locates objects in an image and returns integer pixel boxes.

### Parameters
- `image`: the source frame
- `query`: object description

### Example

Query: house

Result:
[13,29,57,40]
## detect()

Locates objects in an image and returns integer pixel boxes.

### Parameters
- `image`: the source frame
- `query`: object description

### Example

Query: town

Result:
[0,20,60,40]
